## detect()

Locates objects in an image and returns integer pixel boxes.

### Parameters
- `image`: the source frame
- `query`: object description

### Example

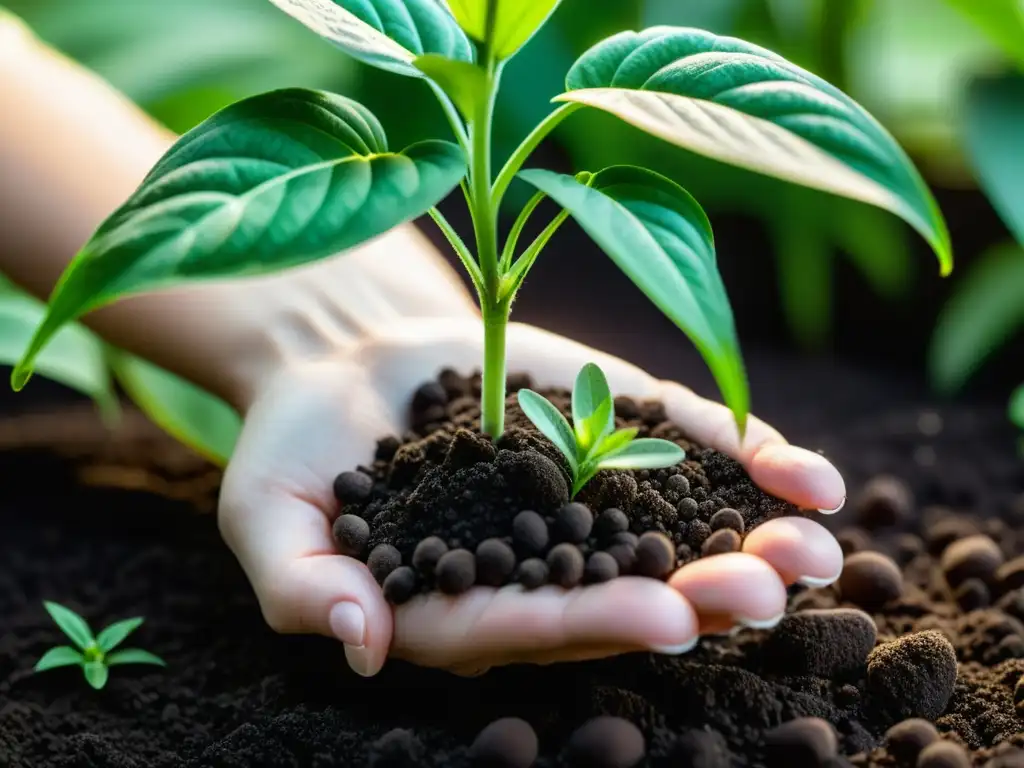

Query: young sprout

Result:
[518,363,685,496]
[34,601,166,690]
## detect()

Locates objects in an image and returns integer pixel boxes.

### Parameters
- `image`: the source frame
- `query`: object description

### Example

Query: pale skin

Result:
[0,15,846,677]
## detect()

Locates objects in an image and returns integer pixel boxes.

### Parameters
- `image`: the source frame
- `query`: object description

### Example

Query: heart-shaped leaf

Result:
[447,0,562,59]
[12,88,466,389]
[267,0,473,77]
[519,165,748,430]
[557,26,951,275]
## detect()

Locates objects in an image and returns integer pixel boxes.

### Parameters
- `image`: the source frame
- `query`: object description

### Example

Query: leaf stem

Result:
[499,190,546,271]
[427,207,484,297]
[500,208,571,302]
[427,81,470,153]
[491,102,582,210]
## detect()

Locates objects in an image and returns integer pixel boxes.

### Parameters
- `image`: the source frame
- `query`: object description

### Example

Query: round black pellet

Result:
[382,566,418,605]
[333,470,373,504]
[665,474,691,496]
[885,719,939,764]
[702,528,742,557]
[611,531,639,548]
[917,742,970,768]
[547,543,585,588]
[566,716,645,768]
[512,510,549,557]
[476,538,517,587]
[412,536,448,577]
[605,543,637,575]
[594,508,630,540]
[367,544,401,584]
[710,508,744,534]
[763,718,837,768]
[436,549,476,595]
[677,497,699,521]
[333,514,370,559]
[516,558,549,590]
[469,717,538,768]
[634,532,676,580]
[411,381,448,413]
[555,502,594,543]
[839,551,904,609]
[584,551,620,584]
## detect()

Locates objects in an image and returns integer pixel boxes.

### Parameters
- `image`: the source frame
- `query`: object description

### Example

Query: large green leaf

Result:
[447,0,562,58]
[930,243,1024,394]
[0,280,117,417]
[965,75,1024,247]
[519,165,747,429]
[557,26,951,275]
[267,0,473,76]
[109,351,241,466]
[940,0,1024,67]
[12,88,466,389]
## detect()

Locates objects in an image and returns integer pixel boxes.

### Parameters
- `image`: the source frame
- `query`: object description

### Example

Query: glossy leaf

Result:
[96,618,144,653]
[597,438,685,470]
[12,89,466,390]
[519,165,748,430]
[940,0,1024,67]
[83,661,109,690]
[109,351,241,466]
[43,602,94,651]
[557,26,952,275]
[267,0,473,77]
[413,54,487,118]
[1010,384,1024,430]
[0,280,118,418]
[929,244,1024,394]
[34,646,85,673]
[572,363,614,449]
[965,75,1024,247]
[592,427,639,459]
[517,388,579,472]
[106,649,167,667]
[447,0,563,58]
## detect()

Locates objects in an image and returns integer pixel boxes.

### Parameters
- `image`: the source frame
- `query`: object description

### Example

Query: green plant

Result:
[518,362,684,496]
[11,1,951,451]
[34,601,166,690]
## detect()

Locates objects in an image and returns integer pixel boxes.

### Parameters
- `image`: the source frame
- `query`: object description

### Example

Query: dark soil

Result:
[336,370,799,601]
[1,358,1023,768]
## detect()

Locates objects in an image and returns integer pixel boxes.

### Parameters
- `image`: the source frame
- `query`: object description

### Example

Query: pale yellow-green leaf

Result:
[447,0,561,58]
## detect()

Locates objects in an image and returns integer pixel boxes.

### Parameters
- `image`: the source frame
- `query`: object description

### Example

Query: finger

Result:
[668,553,788,630]
[657,381,846,511]
[742,517,844,588]
[446,643,652,676]
[391,577,698,670]
[219,484,393,678]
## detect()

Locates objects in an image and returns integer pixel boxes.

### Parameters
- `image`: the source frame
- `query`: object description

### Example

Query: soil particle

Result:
[594,508,630,540]
[855,476,914,530]
[367,543,402,584]
[475,539,517,587]
[382,566,418,605]
[584,552,619,584]
[469,718,538,768]
[333,470,374,505]
[634,532,677,579]
[411,535,448,576]
[760,609,877,678]
[548,543,585,589]
[916,741,970,768]
[511,510,550,558]
[565,716,645,768]
[333,514,371,558]
[665,730,731,768]
[866,631,958,721]
[953,578,991,611]
[436,548,476,594]
[710,507,745,534]
[995,557,1024,594]
[555,503,594,544]
[368,728,424,768]
[941,536,1005,587]
[515,557,549,589]
[885,719,940,764]
[763,718,838,768]
[702,528,742,556]
[839,552,905,609]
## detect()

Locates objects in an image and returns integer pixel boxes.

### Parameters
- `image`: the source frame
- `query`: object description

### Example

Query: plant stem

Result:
[499,190,546,271]
[427,207,484,296]
[491,102,582,209]
[481,300,510,437]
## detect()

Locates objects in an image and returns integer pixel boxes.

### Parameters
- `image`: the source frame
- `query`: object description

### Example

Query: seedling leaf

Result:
[413,54,488,119]
[34,646,85,672]
[83,661,109,690]
[12,89,466,389]
[597,438,685,470]
[572,363,614,450]
[1010,383,1024,430]
[106,649,168,667]
[96,617,145,653]
[267,0,474,78]
[517,388,579,473]
[591,427,640,461]
[557,26,951,276]
[447,0,563,59]
[43,601,94,651]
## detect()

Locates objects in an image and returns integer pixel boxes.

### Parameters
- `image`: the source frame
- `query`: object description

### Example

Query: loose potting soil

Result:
[1,359,1022,768]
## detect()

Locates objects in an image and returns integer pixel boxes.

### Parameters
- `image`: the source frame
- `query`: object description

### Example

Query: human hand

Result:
[216,235,845,677]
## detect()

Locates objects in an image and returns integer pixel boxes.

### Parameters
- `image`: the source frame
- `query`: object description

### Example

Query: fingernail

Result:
[736,612,785,630]
[344,644,375,677]
[818,496,846,515]
[797,570,842,588]
[650,638,699,655]
[329,601,366,647]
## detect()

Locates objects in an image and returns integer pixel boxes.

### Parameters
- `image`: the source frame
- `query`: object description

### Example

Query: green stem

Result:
[427,81,470,154]
[491,102,582,209]
[427,207,484,297]
[500,208,571,302]
[499,190,546,271]
[481,301,510,437]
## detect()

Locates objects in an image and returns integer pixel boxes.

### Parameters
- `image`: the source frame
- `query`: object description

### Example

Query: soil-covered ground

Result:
[1,355,1022,768]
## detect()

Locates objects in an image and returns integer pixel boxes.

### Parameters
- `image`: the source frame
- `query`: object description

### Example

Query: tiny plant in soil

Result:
[519,363,684,496]
[12,1,951,457]
[34,601,165,690]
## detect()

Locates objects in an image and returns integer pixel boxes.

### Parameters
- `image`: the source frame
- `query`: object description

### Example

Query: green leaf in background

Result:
[83,661,109,690]
[1010,383,1024,429]
[572,362,614,450]
[517,388,579,472]
[413,55,488,119]
[267,0,473,77]
[96,618,144,653]
[12,88,466,389]
[929,244,1024,394]
[0,280,118,418]
[105,649,167,667]
[447,0,563,59]
[965,75,1024,247]
[109,352,241,466]
[43,602,94,651]
[558,26,952,275]
[596,438,685,470]
[940,0,1024,68]
[34,646,85,673]
[519,166,748,431]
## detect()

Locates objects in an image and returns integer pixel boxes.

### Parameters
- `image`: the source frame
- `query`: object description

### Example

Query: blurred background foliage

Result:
[2,0,1023,453]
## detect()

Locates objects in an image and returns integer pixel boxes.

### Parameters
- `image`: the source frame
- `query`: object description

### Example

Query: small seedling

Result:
[34,601,166,690]
[518,363,684,496]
